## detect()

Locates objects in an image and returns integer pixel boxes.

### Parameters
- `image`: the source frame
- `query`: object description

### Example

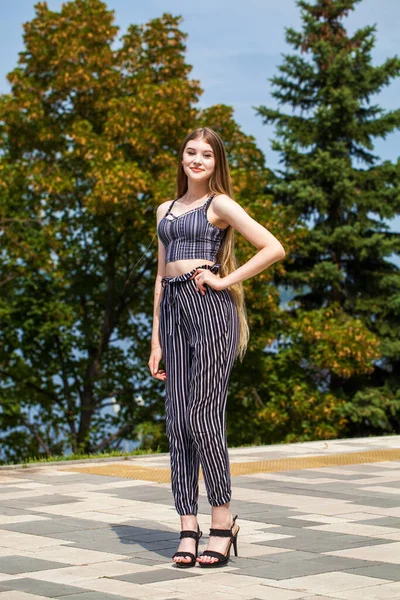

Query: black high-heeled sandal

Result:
[172,524,202,568]
[197,515,239,568]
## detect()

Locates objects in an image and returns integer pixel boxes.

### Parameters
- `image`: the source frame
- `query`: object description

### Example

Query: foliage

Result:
[249,0,400,441]
[2,0,398,461]
[0,0,292,460]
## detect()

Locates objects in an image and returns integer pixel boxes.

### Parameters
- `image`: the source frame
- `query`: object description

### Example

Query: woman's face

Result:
[181,138,215,182]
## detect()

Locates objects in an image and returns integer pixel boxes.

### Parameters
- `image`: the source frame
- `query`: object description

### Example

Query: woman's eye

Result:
[186,152,212,158]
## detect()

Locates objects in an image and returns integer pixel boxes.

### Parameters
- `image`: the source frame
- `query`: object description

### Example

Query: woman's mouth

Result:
[191,168,204,172]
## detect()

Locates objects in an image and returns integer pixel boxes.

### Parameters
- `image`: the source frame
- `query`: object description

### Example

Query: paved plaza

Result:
[1,435,400,599]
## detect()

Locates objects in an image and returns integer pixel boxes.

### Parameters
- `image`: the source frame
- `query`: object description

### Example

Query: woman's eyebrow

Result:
[186,147,214,153]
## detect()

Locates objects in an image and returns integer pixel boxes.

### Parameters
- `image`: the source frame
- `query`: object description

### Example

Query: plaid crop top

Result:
[157,193,227,264]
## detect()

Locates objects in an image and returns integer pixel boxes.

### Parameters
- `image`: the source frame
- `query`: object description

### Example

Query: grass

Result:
[1,446,162,468]
[1,440,275,468]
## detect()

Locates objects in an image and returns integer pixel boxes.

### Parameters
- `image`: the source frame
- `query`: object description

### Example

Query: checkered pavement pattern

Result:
[0,435,400,600]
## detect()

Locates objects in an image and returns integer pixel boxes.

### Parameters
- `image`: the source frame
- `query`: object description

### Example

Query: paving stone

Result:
[244,485,372,502]
[356,517,400,528]
[0,520,99,536]
[126,550,173,562]
[242,550,323,564]
[272,471,371,480]
[256,525,345,538]
[20,494,80,505]
[108,567,202,584]
[0,499,53,512]
[343,563,400,580]
[0,555,70,574]
[0,487,27,495]
[366,480,400,488]
[0,506,25,516]
[57,593,136,600]
[67,541,146,554]
[52,517,112,530]
[0,586,12,593]
[259,516,327,528]
[94,484,170,498]
[37,529,126,543]
[259,534,395,552]
[238,556,381,580]
[4,578,87,597]
[226,556,280,569]
[119,531,177,542]
[232,479,360,492]
[349,496,400,508]
[227,507,293,523]
[68,536,177,553]
[1,436,400,600]
[338,464,398,473]
[124,555,169,566]
[1,474,89,482]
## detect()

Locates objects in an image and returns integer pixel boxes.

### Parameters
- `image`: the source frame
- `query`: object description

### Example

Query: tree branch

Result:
[0,369,62,406]
[21,416,52,457]
[0,273,20,287]
[90,423,132,453]
[54,335,78,451]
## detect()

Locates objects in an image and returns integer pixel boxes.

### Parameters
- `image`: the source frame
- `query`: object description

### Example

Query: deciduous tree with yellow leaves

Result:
[0,0,293,461]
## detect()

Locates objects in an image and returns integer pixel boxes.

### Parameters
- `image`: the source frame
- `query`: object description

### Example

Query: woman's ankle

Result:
[180,514,198,531]
[210,503,232,528]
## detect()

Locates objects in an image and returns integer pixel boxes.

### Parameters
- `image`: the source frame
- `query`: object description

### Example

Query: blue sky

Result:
[1,0,399,238]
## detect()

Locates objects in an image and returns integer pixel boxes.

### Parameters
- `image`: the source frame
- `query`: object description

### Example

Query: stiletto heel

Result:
[172,524,202,568]
[233,535,238,556]
[197,514,239,568]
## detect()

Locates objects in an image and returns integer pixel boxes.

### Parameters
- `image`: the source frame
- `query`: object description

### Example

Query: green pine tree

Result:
[254,0,400,440]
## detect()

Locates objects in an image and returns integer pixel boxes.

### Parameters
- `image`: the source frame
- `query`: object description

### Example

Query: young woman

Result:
[148,127,285,568]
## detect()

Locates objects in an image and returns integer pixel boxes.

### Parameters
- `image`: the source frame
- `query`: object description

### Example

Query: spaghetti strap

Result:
[205,192,216,207]
[165,198,178,216]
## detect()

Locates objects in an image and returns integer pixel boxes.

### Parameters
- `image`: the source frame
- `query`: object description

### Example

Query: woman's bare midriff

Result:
[164,258,219,278]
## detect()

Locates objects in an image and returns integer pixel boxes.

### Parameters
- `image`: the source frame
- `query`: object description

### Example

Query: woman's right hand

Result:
[148,346,167,381]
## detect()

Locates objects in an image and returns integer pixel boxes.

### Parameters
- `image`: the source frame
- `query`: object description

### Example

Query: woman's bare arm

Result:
[151,241,166,349]
[213,194,285,288]
[148,203,168,380]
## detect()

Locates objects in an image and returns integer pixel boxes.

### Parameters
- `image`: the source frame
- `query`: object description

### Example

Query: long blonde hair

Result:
[176,127,249,362]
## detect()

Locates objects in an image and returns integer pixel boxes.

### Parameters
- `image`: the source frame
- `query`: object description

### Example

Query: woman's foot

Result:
[196,505,237,565]
[173,515,199,566]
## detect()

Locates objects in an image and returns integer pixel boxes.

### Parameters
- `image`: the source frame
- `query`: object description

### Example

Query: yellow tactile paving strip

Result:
[62,448,400,483]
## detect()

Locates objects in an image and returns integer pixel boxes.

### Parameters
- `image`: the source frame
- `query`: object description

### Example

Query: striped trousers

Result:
[160,263,239,516]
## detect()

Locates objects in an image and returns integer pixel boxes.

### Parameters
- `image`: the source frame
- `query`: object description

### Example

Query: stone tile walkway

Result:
[0,435,400,599]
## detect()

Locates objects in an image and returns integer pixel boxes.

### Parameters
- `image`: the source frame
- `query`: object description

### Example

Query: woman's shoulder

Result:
[210,193,240,229]
[213,192,240,212]
[157,198,176,220]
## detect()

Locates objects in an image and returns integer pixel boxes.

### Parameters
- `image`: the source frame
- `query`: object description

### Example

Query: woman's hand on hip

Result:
[189,268,225,294]
[148,347,167,381]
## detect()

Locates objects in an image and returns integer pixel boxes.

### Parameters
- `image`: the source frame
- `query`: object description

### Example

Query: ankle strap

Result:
[209,515,238,538]
[179,528,201,540]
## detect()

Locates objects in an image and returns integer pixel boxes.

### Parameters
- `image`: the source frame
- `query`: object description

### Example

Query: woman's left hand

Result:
[189,268,225,294]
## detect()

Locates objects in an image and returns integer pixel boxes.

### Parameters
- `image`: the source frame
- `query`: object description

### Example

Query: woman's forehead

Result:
[185,140,214,152]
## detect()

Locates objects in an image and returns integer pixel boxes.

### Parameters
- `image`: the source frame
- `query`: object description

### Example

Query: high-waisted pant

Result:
[159,262,239,516]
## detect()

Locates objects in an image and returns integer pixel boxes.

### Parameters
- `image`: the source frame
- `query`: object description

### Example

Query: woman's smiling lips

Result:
[191,168,204,172]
